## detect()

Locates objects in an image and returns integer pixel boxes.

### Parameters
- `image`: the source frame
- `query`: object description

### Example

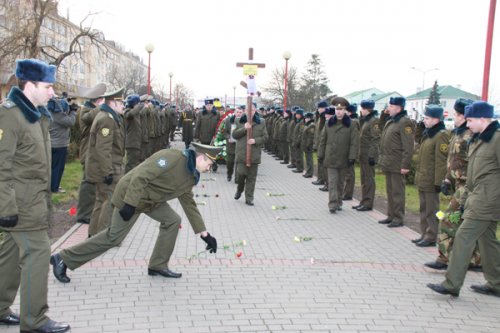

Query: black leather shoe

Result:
[468,265,483,272]
[280,161,289,164]
[21,319,70,333]
[387,221,404,228]
[227,175,232,182]
[424,261,448,270]
[234,192,242,200]
[302,174,312,178]
[312,180,324,185]
[292,169,303,173]
[352,204,362,209]
[416,239,436,247]
[319,186,328,192]
[148,268,182,278]
[411,237,423,243]
[470,284,500,297]
[378,218,392,224]
[427,283,459,297]
[287,164,296,169]
[245,200,254,206]
[0,312,20,325]
[76,218,89,224]
[342,196,353,201]
[329,208,337,214]
[357,206,372,211]
[50,253,70,283]
[337,207,343,211]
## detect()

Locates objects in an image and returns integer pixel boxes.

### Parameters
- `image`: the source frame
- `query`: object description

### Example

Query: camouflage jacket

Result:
[446,121,472,186]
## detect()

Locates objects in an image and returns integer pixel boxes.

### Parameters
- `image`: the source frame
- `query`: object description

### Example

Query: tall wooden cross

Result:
[236,47,266,166]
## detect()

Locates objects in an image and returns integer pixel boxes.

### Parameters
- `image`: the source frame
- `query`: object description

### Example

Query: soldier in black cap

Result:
[302,112,316,178]
[312,101,328,186]
[342,103,360,200]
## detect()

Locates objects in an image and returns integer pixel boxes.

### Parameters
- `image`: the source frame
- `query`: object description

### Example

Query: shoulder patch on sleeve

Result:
[440,143,449,153]
[404,126,413,134]
[101,128,110,137]
[157,157,168,168]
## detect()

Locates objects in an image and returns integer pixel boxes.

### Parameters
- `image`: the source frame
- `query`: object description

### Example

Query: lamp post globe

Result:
[168,72,174,103]
[145,43,155,95]
[282,51,291,111]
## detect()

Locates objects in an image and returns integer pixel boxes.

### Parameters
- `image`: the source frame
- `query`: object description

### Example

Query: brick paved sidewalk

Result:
[2,144,499,333]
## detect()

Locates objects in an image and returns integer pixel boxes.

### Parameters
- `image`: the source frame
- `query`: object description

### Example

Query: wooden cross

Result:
[236,48,266,166]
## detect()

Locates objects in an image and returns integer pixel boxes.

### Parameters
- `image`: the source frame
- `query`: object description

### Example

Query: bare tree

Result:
[107,61,146,96]
[262,65,299,109]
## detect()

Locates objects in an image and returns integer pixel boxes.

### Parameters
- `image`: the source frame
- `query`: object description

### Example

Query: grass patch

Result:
[51,160,82,205]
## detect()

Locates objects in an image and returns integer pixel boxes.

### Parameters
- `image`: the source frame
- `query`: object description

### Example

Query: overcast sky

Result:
[58,0,499,106]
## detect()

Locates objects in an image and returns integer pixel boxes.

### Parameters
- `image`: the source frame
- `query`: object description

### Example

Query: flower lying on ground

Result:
[266,192,285,197]
[187,239,247,262]
[435,210,445,220]
[293,236,313,243]
[196,201,207,206]
[68,206,77,216]
[271,205,287,210]
[275,216,319,221]
[201,177,217,181]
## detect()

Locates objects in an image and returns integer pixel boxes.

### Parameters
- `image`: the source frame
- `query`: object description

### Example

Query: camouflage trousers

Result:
[437,186,481,266]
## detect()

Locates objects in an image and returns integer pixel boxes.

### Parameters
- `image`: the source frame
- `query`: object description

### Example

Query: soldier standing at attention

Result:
[318,97,359,213]
[124,94,143,173]
[0,59,70,333]
[352,99,380,212]
[224,106,243,182]
[139,95,152,160]
[292,108,305,174]
[195,99,220,145]
[312,101,328,186]
[278,109,291,165]
[427,101,500,298]
[378,97,414,227]
[301,112,316,178]
[50,143,221,283]
[424,99,481,270]
[413,105,450,247]
[76,83,107,224]
[342,103,360,200]
[86,88,125,237]
[286,108,297,169]
[168,105,178,142]
[233,104,268,206]
[181,105,195,148]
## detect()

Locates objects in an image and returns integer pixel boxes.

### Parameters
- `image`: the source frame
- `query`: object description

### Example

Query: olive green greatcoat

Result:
[181,109,195,144]
[0,88,52,330]
[233,114,268,164]
[318,116,359,169]
[358,111,381,163]
[78,101,99,164]
[195,108,220,144]
[379,110,415,173]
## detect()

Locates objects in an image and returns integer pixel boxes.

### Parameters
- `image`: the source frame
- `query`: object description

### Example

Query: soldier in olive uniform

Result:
[86,88,126,236]
[425,99,480,270]
[76,83,107,224]
[272,109,284,160]
[301,112,316,178]
[50,143,221,283]
[428,101,500,298]
[378,97,414,227]
[224,106,243,182]
[312,101,328,186]
[413,105,450,247]
[124,94,143,173]
[286,109,297,168]
[292,109,305,173]
[0,59,70,333]
[342,103,360,200]
[139,95,152,160]
[168,105,178,141]
[181,105,195,148]
[278,109,291,164]
[233,104,269,206]
[352,100,380,212]
[318,97,359,213]
[195,99,220,145]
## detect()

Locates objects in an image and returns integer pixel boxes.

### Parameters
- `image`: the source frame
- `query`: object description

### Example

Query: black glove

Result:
[348,159,355,167]
[435,185,441,193]
[440,181,452,196]
[0,215,18,228]
[459,205,464,214]
[201,232,217,253]
[103,174,113,185]
[119,204,136,221]
[368,157,376,166]
[69,103,79,112]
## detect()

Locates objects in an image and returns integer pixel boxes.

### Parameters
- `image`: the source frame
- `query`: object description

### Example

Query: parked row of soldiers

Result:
[75,84,178,237]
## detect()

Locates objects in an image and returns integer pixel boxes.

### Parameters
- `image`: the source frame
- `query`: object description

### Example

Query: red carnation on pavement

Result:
[179,224,182,229]
[68,206,77,216]
[236,251,243,258]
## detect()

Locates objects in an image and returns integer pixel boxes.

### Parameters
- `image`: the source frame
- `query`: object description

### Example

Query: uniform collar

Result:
[7,86,51,123]
[423,121,445,139]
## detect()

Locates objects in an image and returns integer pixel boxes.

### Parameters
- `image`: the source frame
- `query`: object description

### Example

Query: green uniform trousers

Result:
[61,202,181,271]
[0,230,50,331]
[76,163,96,223]
[419,191,440,242]
[88,176,120,236]
[316,159,326,184]
[236,163,259,202]
[281,141,289,163]
[125,148,142,174]
[294,148,304,172]
[327,168,346,210]
[304,151,314,177]
[359,162,375,208]
[385,171,406,224]
[343,164,355,198]
[443,218,500,294]
[226,153,235,179]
